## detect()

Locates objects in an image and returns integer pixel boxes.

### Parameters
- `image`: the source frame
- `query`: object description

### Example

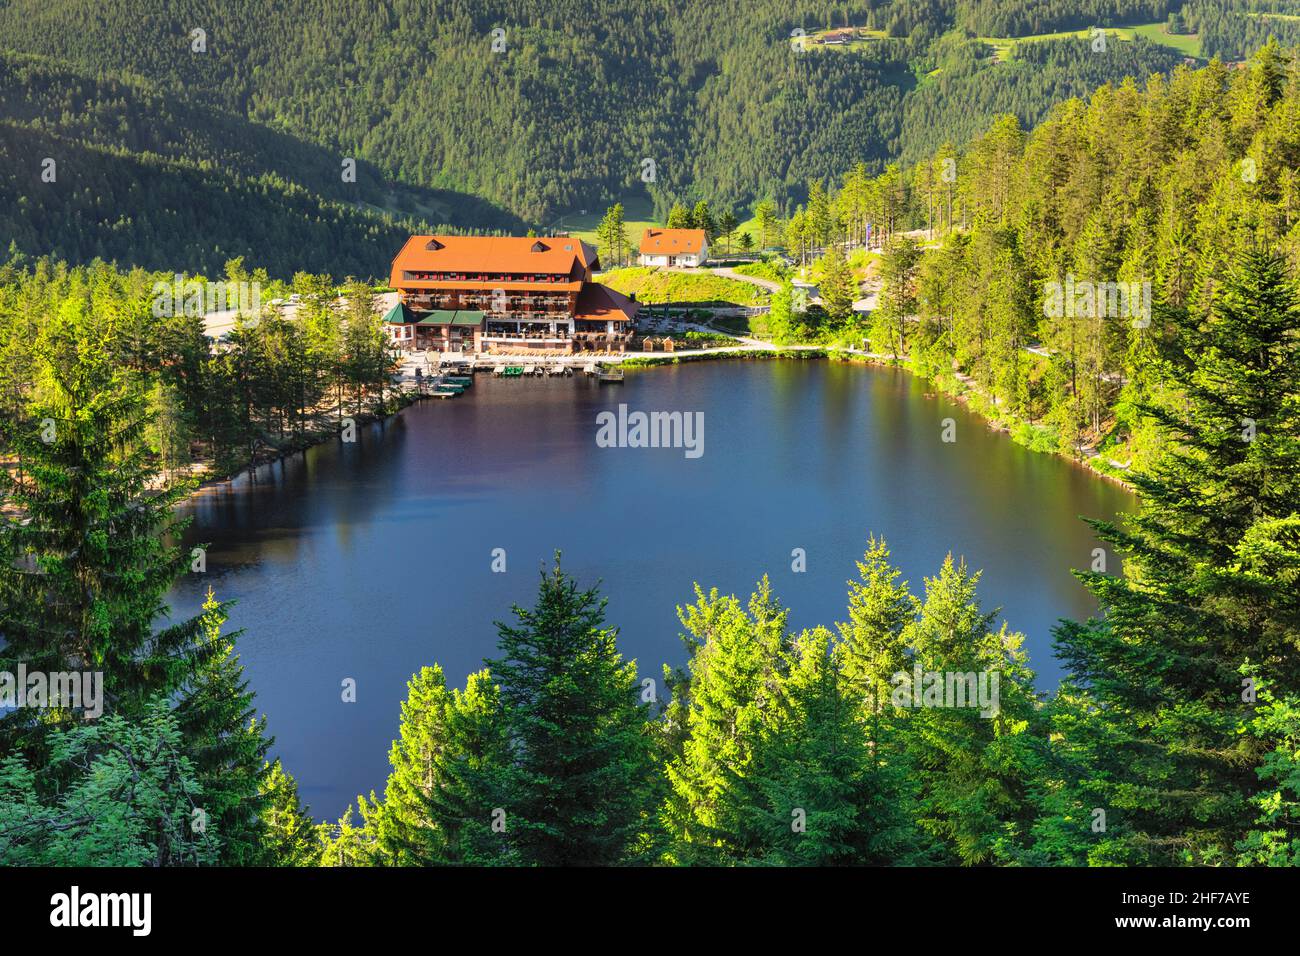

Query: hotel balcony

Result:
[483,327,572,341]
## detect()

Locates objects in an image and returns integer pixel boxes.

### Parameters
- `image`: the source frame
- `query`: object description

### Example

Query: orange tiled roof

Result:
[398,280,584,293]
[639,228,707,256]
[390,235,597,287]
[575,284,639,324]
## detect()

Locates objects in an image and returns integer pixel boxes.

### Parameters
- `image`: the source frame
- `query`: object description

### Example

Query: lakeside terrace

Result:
[386,235,640,354]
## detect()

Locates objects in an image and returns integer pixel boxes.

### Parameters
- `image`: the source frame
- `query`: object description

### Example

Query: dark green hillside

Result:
[899,34,1182,163]
[0,53,525,276]
[0,0,1206,234]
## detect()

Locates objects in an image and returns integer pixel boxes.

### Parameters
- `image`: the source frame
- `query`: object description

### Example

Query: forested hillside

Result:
[737,43,1300,476]
[0,53,524,276]
[898,41,1300,467]
[897,32,1182,164]
[1188,0,1300,59]
[3,0,1288,275]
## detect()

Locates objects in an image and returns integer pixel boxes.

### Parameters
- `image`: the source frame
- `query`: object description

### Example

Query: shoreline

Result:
[179,346,1135,502]
[608,345,1137,492]
[181,391,423,499]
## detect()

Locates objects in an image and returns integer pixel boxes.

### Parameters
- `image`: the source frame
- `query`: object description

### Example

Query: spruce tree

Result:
[749,626,912,865]
[0,301,215,751]
[260,759,319,866]
[367,666,512,865]
[832,538,928,862]
[818,244,859,324]
[486,555,654,866]
[662,580,789,863]
[1051,249,1300,863]
[691,200,715,240]
[834,536,911,705]
[174,588,273,866]
[900,556,1042,864]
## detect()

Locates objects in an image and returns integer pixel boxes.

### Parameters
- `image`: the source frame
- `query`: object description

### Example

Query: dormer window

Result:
[425,239,444,251]
[531,241,549,253]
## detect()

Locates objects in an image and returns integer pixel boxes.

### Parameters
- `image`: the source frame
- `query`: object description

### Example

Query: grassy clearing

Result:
[731,261,791,283]
[599,267,770,307]
[803,27,890,53]
[558,194,657,250]
[978,28,1122,61]
[1129,22,1202,57]
[979,22,1203,61]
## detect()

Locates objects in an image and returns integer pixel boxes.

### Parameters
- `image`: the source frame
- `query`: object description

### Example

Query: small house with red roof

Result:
[638,228,709,268]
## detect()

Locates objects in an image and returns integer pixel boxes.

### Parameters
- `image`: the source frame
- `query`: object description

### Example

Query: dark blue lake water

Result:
[168,359,1135,818]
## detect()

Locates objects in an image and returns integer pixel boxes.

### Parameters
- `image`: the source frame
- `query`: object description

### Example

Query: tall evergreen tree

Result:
[717,209,738,256]
[662,579,789,863]
[596,203,630,270]
[366,666,512,866]
[666,203,692,229]
[260,759,319,866]
[835,537,911,704]
[818,244,859,324]
[174,588,273,866]
[691,200,715,241]
[1051,250,1300,864]
[749,626,914,865]
[486,555,655,866]
[900,556,1042,864]
[0,296,214,752]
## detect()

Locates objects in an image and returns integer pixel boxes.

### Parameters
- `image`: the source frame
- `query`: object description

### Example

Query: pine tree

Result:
[718,209,738,256]
[872,236,921,356]
[0,299,214,754]
[748,626,913,865]
[319,803,378,867]
[174,587,273,865]
[666,203,691,229]
[692,200,715,240]
[596,203,630,269]
[819,244,859,324]
[486,555,654,865]
[900,555,1042,864]
[1051,250,1300,864]
[662,579,789,863]
[834,536,912,716]
[753,198,779,250]
[424,670,515,864]
[260,759,319,866]
[366,665,512,865]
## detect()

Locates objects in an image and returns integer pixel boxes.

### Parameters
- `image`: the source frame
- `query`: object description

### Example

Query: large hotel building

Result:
[384,235,639,354]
